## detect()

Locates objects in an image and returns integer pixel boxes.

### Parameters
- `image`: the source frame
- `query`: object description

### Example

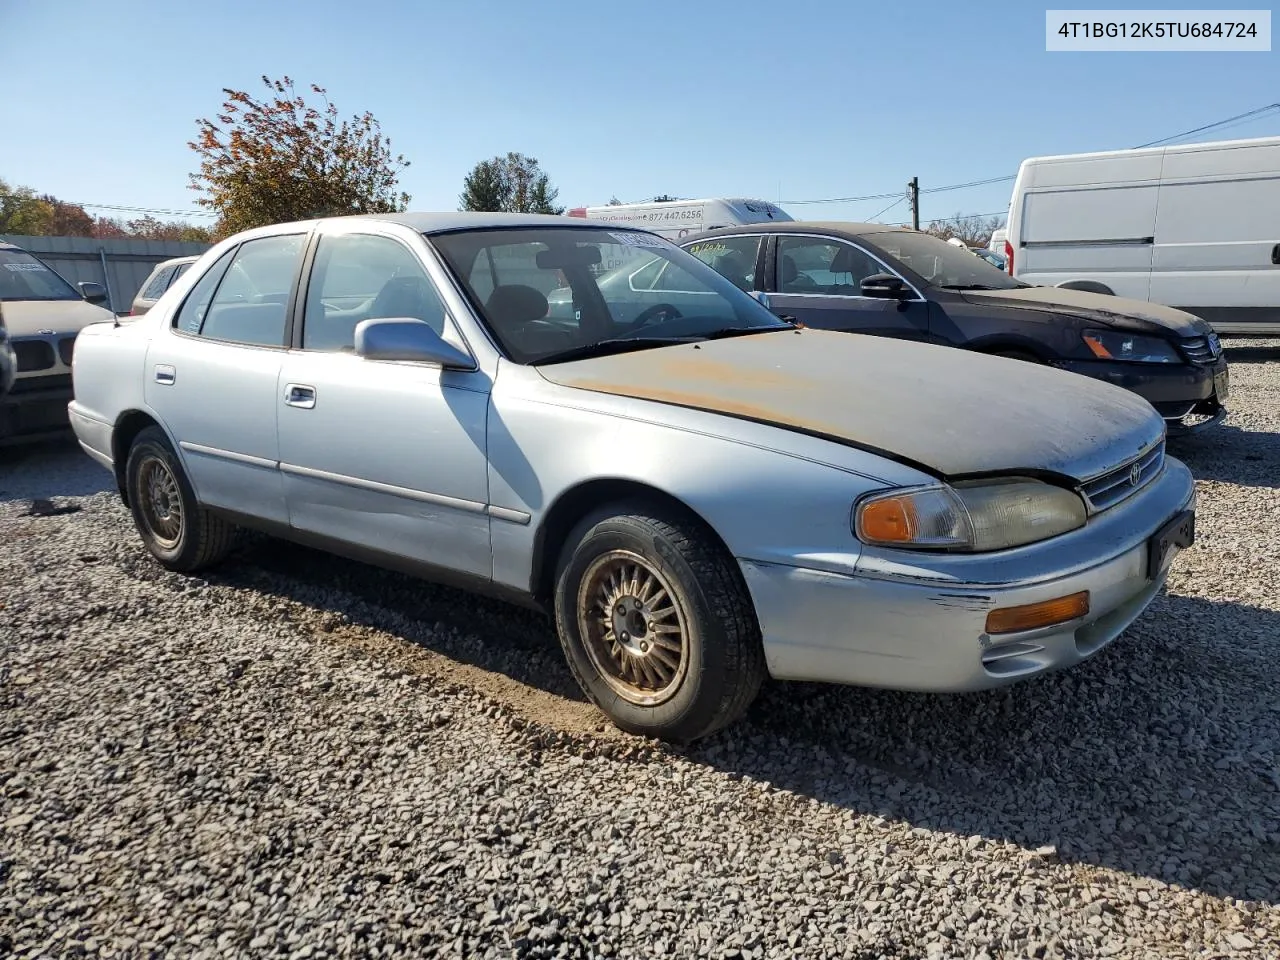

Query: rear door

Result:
[763,234,931,339]
[145,233,307,525]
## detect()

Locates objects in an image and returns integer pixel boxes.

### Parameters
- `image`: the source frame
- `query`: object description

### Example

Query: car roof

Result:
[338,211,601,234]
[685,221,917,240]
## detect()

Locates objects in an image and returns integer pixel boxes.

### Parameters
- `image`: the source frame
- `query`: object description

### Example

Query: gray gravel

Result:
[2,342,1279,959]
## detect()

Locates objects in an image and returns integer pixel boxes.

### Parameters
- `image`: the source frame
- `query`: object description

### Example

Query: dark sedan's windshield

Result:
[0,249,80,301]
[430,227,786,364]
[861,230,1023,291]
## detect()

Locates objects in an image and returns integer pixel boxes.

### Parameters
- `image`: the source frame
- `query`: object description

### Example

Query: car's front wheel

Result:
[125,426,237,572]
[554,504,766,742]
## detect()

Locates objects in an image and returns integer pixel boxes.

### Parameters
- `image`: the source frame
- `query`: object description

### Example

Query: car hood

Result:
[1,298,116,337]
[960,286,1209,336]
[537,329,1163,482]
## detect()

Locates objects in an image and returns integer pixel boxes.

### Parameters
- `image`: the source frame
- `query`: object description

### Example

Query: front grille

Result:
[1080,440,1165,512]
[1180,334,1221,364]
[13,338,55,372]
[58,336,76,366]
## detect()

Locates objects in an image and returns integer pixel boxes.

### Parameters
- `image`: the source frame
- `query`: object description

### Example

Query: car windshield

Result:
[0,248,80,301]
[861,231,1023,290]
[430,226,787,364]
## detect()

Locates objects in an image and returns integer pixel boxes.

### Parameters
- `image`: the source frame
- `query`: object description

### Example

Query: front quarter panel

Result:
[486,363,933,594]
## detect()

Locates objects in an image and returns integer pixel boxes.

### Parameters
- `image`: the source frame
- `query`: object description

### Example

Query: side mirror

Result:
[354,318,475,369]
[860,273,911,300]
[79,281,108,305]
[748,290,772,311]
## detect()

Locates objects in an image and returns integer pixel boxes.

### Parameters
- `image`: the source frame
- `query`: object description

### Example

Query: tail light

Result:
[1003,239,1014,275]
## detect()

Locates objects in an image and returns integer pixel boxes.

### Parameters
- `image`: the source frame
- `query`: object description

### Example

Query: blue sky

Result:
[2,0,1277,227]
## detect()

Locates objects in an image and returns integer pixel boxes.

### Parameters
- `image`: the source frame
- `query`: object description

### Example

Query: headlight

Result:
[854,479,1087,552]
[1082,330,1179,363]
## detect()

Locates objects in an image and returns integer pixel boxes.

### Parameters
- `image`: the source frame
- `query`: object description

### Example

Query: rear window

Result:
[0,249,80,301]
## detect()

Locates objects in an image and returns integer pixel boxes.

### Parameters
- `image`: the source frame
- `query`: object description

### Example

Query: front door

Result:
[144,233,308,525]
[275,229,492,579]
[765,235,932,339]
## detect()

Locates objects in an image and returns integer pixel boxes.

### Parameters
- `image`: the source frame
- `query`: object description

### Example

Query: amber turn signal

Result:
[985,591,1090,635]
[857,496,917,543]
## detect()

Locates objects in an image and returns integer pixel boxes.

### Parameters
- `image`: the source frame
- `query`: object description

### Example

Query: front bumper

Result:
[741,455,1196,692]
[1057,356,1228,430]
[0,375,74,442]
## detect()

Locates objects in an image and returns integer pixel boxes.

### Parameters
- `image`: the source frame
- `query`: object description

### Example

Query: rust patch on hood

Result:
[537,329,1165,481]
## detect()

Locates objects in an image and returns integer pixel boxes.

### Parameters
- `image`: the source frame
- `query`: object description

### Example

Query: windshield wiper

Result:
[697,323,794,340]
[938,283,1003,291]
[531,336,701,366]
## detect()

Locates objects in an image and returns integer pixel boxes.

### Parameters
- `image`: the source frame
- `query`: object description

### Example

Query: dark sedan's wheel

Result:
[126,426,236,572]
[554,504,766,742]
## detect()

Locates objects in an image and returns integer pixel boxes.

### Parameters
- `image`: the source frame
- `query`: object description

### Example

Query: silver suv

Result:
[0,242,115,442]
[131,255,199,316]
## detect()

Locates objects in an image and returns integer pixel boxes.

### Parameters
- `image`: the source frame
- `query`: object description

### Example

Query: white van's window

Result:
[0,249,80,301]
[1156,178,1280,243]
[1021,186,1158,244]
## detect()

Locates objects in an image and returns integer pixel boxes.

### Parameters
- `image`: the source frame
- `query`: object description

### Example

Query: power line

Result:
[0,195,215,219]
[866,194,906,222]
[1132,103,1280,149]
[777,103,1280,208]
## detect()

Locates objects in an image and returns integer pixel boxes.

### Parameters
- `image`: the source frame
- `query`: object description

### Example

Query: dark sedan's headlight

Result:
[1082,330,1180,363]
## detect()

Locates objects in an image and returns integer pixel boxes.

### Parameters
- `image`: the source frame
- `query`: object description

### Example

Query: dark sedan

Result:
[675,222,1229,432]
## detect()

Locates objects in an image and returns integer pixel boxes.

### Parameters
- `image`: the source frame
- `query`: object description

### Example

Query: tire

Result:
[125,426,237,572]
[553,503,766,742]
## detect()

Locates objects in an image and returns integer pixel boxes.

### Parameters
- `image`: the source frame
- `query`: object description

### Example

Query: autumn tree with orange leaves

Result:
[189,76,410,237]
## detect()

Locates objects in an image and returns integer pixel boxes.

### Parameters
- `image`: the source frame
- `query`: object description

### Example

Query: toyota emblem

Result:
[1129,463,1142,486]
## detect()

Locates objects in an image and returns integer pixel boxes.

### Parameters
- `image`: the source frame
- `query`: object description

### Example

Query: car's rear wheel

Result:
[126,426,236,572]
[553,504,766,742]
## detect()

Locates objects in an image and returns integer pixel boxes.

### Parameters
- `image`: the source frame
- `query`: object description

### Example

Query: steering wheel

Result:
[630,302,684,330]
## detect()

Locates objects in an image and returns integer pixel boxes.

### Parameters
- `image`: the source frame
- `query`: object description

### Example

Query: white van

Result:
[567,197,793,240]
[1004,136,1280,334]
[988,227,1007,254]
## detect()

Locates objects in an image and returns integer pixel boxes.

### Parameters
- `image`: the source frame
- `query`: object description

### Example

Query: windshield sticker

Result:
[609,232,670,248]
[3,262,49,272]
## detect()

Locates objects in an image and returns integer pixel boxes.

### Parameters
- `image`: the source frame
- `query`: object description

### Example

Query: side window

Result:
[140,266,176,300]
[776,237,884,295]
[173,248,236,334]
[197,234,304,346]
[302,233,447,352]
[685,236,762,291]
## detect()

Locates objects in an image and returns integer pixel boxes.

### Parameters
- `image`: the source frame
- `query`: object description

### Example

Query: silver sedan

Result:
[67,213,1196,741]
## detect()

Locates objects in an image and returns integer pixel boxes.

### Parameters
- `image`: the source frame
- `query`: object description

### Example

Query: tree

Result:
[39,194,96,237]
[124,214,214,244]
[924,212,1005,247]
[458,152,563,214]
[189,75,411,237]
[0,179,53,235]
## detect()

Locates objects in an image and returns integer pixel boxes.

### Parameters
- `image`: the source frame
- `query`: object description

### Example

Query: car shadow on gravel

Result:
[206,535,589,705]
[0,435,111,503]
[1168,427,1280,489]
[213,534,1279,905]
[692,590,1280,906]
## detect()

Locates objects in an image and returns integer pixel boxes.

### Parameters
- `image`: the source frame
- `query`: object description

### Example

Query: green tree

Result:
[0,179,53,235]
[189,75,411,237]
[458,152,563,214]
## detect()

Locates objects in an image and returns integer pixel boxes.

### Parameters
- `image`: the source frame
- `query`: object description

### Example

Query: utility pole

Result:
[907,177,920,230]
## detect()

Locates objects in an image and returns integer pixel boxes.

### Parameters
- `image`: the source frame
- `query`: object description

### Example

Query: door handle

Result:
[1271,243,1280,265]
[284,383,316,409]
[154,364,176,385]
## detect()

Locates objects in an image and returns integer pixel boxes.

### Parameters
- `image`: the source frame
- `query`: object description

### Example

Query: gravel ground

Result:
[2,341,1279,959]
